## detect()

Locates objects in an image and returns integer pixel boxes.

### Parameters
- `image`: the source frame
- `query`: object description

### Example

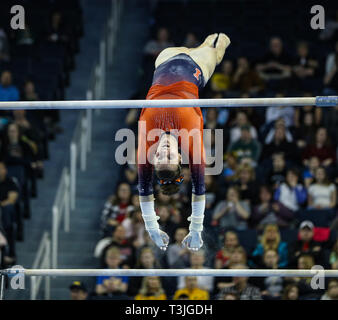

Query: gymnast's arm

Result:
[138,162,169,250]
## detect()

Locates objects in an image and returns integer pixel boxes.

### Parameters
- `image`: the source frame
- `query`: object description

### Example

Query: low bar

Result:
[0,96,336,110]
[3,268,338,278]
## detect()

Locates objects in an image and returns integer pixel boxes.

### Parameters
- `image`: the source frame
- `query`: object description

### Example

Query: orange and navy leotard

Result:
[137,53,206,197]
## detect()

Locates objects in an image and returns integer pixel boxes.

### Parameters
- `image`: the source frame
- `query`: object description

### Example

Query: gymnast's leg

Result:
[155,33,231,84]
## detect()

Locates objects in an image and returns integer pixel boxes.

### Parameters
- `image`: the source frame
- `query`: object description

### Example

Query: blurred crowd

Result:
[0,0,83,269]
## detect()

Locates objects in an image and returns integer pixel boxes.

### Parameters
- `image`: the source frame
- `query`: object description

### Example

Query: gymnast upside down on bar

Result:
[137,33,231,252]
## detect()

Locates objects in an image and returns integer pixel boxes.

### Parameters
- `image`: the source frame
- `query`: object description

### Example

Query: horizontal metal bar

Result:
[0,96,336,110]
[2,268,338,277]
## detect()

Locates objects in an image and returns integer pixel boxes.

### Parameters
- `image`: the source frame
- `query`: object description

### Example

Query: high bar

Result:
[0,96,337,110]
[2,268,338,277]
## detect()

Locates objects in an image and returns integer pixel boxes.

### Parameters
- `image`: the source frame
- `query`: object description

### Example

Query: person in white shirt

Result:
[308,166,337,209]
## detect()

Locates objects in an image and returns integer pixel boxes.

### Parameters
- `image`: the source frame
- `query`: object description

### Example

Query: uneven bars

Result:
[2,268,338,278]
[0,96,337,110]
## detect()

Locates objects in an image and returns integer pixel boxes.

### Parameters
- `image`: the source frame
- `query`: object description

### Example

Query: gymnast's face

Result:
[154,134,181,171]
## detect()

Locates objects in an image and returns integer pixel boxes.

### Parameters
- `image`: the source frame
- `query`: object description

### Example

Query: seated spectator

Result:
[302,127,336,168]
[232,56,265,95]
[285,253,323,300]
[303,156,320,188]
[0,161,19,266]
[256,37,292,81]
[294,101,322,130]
[22,80,39,102]
[182,32,199,48]
[143,27,174,59]
[323,41,338,95]
[214,231,240,269]
[308,166,337,209]
[282,284,299,300]
[250,224,288,268]
[0,28,10,62]
[156,205,178,240]
[232,162,258,205]
[321,279,338,300]
[274,168,307,213]
[203,107,228,131]
[259,250,283,300]
[212,186,250,231]
[264,118,294,145]
[261,125,299,164]
[292,41,319,90]
[329,239,338,269]
[265,152,287,189]
[0,71,19,101]
[69,281,89,300]
[121,209,145,248]
[204,174,219,211]
[222,152,238,182]
[265,94,295,129]
[217,264,262,300]
[322,106,338,146]
[173,276,209,300]
[177,250,214,293]
[251,185,294,230]
[227,125,261,166]
[229,111,258,144]
[288,221,324,267]
[135,276,167,300]
[100,182,134,237]
[94,225,135,268]
[95,247,128,297]
[46,11,70,44]
[210,60,234,94]
[166,228,189,268]
[128,247,162,296]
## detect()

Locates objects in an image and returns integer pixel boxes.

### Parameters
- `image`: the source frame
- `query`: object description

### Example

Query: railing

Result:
[30,232,51,300]
[52,167,70,268]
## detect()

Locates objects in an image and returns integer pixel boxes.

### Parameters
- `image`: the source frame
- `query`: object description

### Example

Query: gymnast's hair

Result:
[155,164,182,195]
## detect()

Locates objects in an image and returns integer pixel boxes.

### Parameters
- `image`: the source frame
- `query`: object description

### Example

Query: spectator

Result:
[294,102,322,129]
[222,152,238,182]
[229,111,258,144]
[214,231,240,269]
[69,281,88,300]
[321,279,338,300]
[323,41,338,95]
[0,28,10,62]
[0,71,19,101]
[250,224,288,268]
[177,250,214,292]
[294,109,318,150]
[232,162,258,205]
[264,118,294,145]
[134,276,167,300]
[95,225,135,268]
[274,168,307,213]
[156,205,178,240]
[14,22,36,46]
[303,156,321,188]
[265,94,295,128]
[101,183,134,237]
[227,125,261,166]
[232,56,265,95]
[228,246,248,267]
[292,42,319,90]
[166,228,189,268]
[0,161,19,266]
[212,186,250,231]
[265,152,287,189]
[144,27,174,59]
[210,60,234,93]
[95,247,129,297]
[46,11,70,44]
[173,276,209,300]
[329,239,338,269]
[308,166,336,209]
[218,263,262,300]
[282,284,299,300]
[121,209,145,248]
[256,37,292,81]
[302,127,336,167]
[251,185,294,230]
[204,174,219,211]
[288,221,324,267]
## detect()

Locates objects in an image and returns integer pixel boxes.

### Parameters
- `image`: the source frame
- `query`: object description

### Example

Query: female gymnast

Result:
[138,33,231,251]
